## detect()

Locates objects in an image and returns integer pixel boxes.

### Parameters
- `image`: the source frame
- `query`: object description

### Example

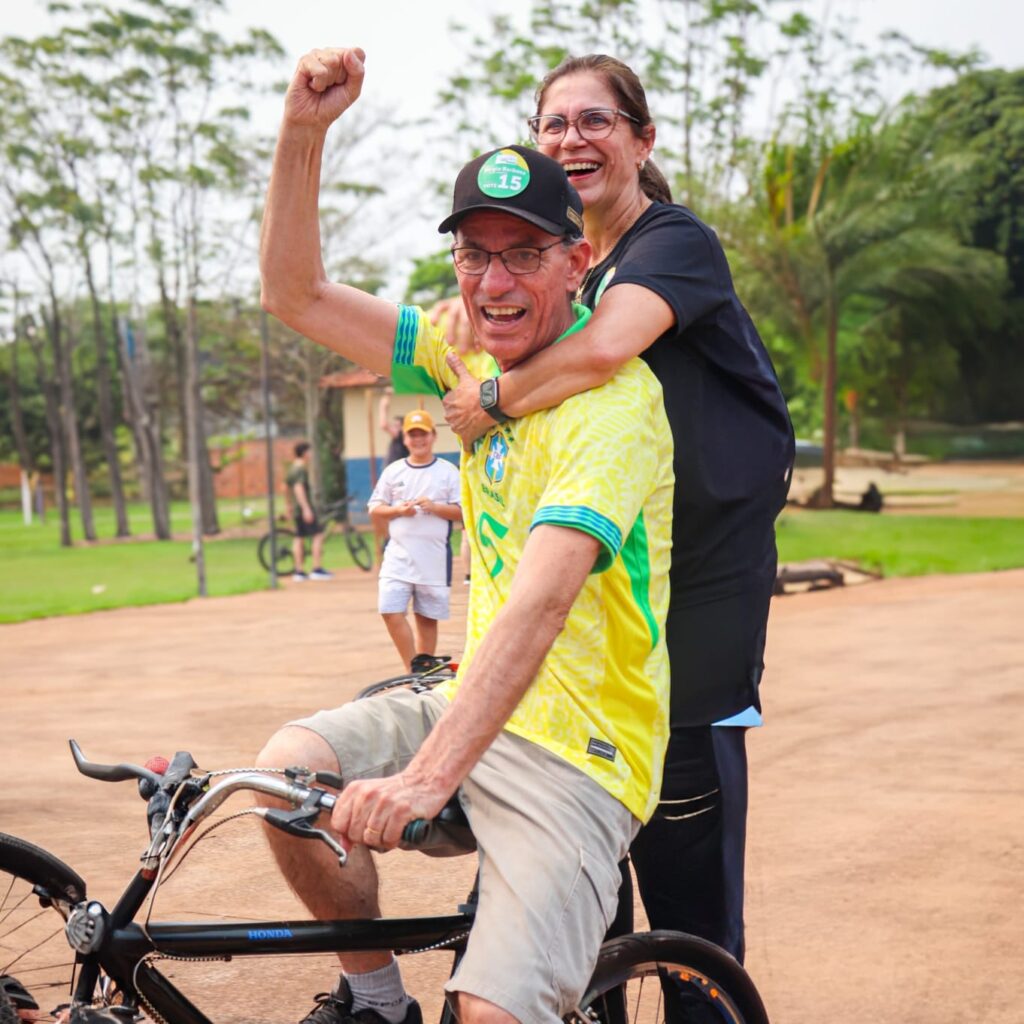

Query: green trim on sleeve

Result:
[619,510,659,649]
[391,363,444,397]
[531,505,622,573]
[390,306,444,396]
[393,305,419,366]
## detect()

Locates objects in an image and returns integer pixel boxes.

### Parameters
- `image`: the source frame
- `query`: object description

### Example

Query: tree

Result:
[725,104,1006,502]
[913,68,1024,422]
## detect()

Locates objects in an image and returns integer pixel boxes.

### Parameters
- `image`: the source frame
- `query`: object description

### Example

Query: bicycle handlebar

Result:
[180,771,430,849]
[68,741,433,868]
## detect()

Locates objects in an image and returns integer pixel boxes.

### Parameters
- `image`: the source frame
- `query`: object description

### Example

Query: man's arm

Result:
[293,479,315,523]
[442,284,674,443]
[378,390,400,437]
[330,524,600,846]
[259,47,397,376]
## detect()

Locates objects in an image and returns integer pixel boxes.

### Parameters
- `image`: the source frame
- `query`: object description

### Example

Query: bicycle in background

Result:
[258,495,374,575]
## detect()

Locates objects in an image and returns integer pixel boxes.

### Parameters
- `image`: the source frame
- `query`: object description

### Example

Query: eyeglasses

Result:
[450,241,562,276]
[527,108,641,144]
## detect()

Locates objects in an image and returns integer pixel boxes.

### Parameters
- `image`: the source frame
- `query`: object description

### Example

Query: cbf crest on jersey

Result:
[485,432,509,484]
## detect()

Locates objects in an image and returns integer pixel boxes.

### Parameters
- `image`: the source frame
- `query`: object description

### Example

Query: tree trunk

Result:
[893,383,908,462]
[28,330,72,546]
[6,332,35,474]
[158,273,191,469]
[810,276,838,509]
[183,293,219,536]
[115,313,172,539]
[681,0,695,206]
[197,407,220,536]
[45,293,97,540]
[185,295,207,595]
[304,340,321,507]
[167,281,219,535]
[83,245,130,537]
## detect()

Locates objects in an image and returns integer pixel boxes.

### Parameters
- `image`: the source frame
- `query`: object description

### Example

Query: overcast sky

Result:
[5,0,1023,291]
[9,0,1023,129]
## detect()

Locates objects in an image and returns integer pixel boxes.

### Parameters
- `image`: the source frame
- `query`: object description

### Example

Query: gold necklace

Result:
[576,196,651,303]
[575,265,597,304]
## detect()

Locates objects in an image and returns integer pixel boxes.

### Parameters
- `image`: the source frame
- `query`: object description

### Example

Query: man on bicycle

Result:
[258,47,673,1024]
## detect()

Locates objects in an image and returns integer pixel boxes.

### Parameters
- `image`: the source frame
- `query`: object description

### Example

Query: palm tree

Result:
[721,104,1007,505]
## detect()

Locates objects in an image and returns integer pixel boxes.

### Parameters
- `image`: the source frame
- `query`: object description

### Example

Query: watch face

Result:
[481,379,497,408]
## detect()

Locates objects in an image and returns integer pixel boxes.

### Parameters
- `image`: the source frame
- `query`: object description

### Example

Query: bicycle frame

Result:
[52,748,471,1024]
[72,864,472,1024]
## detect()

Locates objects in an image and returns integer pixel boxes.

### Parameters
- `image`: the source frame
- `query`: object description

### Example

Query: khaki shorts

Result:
[291,689,638,1024]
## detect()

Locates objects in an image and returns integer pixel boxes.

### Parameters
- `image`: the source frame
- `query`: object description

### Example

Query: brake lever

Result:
[258,801,348,866]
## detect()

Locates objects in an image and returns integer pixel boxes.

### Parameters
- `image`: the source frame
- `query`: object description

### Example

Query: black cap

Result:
[438,144,584,239]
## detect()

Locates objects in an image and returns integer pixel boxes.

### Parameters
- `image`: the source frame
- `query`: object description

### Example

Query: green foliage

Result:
[404,249,460,306]
[910,69,1024,420]
[0,499,375,623]
[776,510,1024,577]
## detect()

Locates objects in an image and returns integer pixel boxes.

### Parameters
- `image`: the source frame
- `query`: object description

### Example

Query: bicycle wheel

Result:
[354,666,455,700]
[344,526,373,572]
[258,528,297,575]
[573,930,768,1024]
[0,833,86,1019]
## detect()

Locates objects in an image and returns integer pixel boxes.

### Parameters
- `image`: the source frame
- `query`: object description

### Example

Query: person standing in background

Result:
[368,410,462,670]
[379,388,410,466]
[287,442,333,582]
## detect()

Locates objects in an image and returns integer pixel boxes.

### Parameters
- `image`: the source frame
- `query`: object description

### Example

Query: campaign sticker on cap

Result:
[477,149,531,199]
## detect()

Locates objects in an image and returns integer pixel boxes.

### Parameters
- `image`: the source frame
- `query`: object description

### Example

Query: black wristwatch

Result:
[479,377,508,424]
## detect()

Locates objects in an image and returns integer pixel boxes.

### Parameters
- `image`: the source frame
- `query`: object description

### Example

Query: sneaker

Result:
[354,1001,422,1024]
[300,979,422,1024]
[292,571,309,582]
[310,568,334,580]
[410,653,450,674]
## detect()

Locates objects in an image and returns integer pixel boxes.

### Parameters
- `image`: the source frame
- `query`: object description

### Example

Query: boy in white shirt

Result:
[368,409,462,669]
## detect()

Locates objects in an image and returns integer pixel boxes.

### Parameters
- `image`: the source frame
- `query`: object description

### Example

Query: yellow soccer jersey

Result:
[391,304,674,821]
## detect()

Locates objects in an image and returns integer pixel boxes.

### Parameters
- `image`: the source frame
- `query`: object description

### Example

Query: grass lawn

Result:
[776,509,1024,576]
[0,501,378,624]
[2,501,1022,624]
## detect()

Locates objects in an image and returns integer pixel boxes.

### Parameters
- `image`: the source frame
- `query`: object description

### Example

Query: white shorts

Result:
[378,577,450,620]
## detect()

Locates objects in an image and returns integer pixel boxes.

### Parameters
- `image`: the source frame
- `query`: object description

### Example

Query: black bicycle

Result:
[0,726,768,1024]
[258,496,373,575]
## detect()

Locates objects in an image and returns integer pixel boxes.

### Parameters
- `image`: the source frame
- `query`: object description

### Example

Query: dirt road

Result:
[2,568,1022,1023]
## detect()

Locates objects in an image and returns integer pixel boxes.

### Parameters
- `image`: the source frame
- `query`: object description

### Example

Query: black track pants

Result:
[610,725,748,963]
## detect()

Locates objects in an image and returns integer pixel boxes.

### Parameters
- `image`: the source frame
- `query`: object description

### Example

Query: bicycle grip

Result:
[402,819,431,845]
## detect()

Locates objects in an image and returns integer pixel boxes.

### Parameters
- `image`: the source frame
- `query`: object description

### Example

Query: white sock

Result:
[346,959,411,1023]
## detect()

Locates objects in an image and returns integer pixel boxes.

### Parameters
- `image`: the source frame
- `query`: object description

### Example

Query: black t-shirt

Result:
[286,463,311,521]
[582,202,795,724]
[386,434,409,465]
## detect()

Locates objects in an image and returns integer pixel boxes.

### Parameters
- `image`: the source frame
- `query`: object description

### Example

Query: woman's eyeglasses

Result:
[527,108,640,144]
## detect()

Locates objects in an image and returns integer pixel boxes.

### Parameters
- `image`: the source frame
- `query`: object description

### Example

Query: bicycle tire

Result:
[0,833,86,1018]
[573,930,769,1024]
[258,528,297,575]
[344,526,373,572]
[355,667,456,700]
[0,989,16,1024]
